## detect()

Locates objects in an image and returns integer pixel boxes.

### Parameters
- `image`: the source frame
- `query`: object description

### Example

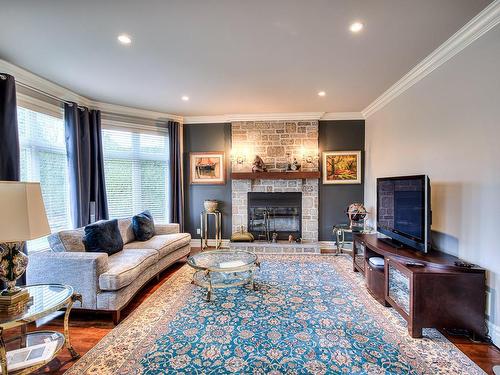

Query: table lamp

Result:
[0,181,50,296]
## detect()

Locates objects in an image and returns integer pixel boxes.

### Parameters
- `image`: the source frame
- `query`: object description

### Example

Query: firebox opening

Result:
[247,192,302,241]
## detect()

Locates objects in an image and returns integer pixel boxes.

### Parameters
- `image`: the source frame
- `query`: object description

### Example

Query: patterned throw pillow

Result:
[132,211,156,241]
[83,219,124,255]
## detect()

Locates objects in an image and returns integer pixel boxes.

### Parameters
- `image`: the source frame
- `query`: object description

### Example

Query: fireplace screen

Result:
[248,192,302,241]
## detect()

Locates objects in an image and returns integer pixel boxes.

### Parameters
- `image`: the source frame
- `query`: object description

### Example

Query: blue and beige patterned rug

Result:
[66,255,484,374]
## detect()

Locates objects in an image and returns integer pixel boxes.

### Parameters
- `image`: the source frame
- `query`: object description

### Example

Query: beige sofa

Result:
[27,218,191,323]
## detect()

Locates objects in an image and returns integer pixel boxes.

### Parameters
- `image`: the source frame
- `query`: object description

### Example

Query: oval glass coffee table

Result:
[187,250,260,301]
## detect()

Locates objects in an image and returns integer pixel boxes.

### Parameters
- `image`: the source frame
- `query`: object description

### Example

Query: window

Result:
[102,127,170,223]
[17,106,71,252]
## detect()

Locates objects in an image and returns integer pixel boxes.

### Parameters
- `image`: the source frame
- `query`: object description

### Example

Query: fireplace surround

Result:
[231,120,319,243]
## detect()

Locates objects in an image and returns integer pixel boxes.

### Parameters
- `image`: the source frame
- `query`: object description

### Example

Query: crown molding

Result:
[91,101,183,123]
[321,112,364,121]
[0,59,90,105]
[182,115,231,124]
[0,59,182,122]
[229,112,325,122]
[184,112,365,124]
[362,1,500,118]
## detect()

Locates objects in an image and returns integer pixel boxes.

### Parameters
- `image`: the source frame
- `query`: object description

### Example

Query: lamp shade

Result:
[0,181,51,242]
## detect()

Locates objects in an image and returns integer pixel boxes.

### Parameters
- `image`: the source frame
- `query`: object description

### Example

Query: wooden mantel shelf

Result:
[231,171,320,180]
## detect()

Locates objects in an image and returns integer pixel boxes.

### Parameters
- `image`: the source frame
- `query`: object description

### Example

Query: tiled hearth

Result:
[229,240,320,254]
[231,121,319,248]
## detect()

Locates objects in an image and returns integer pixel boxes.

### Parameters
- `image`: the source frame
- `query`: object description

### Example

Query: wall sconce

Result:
[300,146,319,164]
[233,155,247,164]
[231,146,253,165]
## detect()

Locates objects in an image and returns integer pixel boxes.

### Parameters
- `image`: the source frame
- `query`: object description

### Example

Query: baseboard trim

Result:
[190,239,231,248]
[488,320,500,347]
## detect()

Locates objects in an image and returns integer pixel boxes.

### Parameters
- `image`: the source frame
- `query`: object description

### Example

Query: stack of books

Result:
[0,289,31,317]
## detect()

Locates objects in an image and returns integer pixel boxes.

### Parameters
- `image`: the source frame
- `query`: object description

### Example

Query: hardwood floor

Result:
[6,252,499,374]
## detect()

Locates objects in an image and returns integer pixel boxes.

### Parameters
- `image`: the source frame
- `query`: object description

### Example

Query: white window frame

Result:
[101,119,170,223]
[16,98,71,253]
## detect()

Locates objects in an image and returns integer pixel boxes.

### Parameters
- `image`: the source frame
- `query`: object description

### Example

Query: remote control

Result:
[406,262,425,267]
[454,261,474,268]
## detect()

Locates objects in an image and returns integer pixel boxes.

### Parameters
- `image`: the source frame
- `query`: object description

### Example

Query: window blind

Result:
[17,106,71,252]
[101,127,170,224]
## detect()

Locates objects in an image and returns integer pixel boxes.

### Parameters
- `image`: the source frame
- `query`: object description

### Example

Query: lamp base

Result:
[0,242,29,295]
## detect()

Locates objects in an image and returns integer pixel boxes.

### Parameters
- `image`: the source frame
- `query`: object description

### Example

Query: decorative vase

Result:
[0,242,28,295]
[204,200,219,213]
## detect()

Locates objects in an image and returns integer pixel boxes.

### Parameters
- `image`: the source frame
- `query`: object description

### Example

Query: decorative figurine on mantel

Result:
[289,158,301,171]
[286,152,301,171]
[252,155,267,172]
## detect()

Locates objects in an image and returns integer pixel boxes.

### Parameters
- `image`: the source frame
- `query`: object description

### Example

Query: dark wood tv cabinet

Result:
[352,233,487,339]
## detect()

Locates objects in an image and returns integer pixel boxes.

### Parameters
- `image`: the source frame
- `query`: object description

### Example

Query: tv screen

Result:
[377,175,430,252]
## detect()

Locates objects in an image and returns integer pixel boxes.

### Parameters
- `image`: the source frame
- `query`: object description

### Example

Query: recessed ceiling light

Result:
[318,91,326,97]
[181,95,190,101]
[117,34,132,45]
[350,22,364,33]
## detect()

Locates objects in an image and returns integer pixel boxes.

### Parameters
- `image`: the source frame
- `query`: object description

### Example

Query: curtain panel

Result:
[168,121,184,231]
[64,103,108,228]
[0,73,20,181]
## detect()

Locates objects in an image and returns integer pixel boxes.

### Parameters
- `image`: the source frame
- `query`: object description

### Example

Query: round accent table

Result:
[187,250,260,301]
[0,284,81,374]
[332,224,375,255]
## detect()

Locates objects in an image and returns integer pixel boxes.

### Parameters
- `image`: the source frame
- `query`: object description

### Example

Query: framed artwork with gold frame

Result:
[322,151,361,184]
[189,152,226,185]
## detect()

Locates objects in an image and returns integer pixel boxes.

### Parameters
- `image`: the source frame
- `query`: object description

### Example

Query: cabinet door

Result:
[386,259,412,319]
[353,240,365,272]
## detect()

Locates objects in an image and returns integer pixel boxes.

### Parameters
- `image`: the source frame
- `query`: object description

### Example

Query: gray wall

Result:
[183,123,232,239]
[318,120,365,241]
[364,25,500,345]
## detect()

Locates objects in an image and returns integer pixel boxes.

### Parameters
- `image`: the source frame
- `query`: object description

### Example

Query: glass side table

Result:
[187,250,260,301]
[332,224,375,256]
[0,284,81,374]
[200,210,222,250]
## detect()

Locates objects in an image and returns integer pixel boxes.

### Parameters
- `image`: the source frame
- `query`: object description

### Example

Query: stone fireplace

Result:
[231,120,319,243]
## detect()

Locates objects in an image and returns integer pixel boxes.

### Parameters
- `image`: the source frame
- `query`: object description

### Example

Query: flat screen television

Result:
[377,175,431,252]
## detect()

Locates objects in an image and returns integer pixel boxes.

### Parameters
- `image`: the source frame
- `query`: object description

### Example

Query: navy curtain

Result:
[0,74,20,181]
[0,73,22,287]
[168,121,184,231]
[64,103,108,228]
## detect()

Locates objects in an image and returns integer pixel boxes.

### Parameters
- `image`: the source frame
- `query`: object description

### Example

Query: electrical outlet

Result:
[196,228,201,234]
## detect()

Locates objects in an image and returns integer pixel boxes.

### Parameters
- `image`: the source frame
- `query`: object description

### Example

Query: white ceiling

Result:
[0,0,491,116]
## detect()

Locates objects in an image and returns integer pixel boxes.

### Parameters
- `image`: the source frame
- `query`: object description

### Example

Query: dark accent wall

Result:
[318,120,365,241]
[183,123,232,239]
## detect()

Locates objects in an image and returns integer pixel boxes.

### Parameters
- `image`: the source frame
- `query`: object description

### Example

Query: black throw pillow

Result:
[132,211,156,241]
[83,219,123,255]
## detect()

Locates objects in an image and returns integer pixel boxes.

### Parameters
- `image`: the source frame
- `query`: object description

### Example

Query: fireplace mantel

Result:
[231,171,320,180]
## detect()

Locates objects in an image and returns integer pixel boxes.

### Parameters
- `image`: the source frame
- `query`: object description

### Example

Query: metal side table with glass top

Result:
[0,284,81,374]
[200,210,222,250]
[332,224,375,255]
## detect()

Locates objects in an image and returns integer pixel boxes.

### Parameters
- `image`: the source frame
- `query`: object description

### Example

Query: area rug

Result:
[66,255,484,374]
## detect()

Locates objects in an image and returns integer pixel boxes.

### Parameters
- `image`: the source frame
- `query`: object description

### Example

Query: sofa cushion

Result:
[48,228,85,252]
[83,219,123,256]
[132,211,156,241]
[123,233,191,259]
[99,249,158,291]
[117,218,135,244]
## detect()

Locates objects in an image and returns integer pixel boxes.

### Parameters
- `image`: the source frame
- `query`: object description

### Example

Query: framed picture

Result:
[322,151,361,184]
[190,152,226,184]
